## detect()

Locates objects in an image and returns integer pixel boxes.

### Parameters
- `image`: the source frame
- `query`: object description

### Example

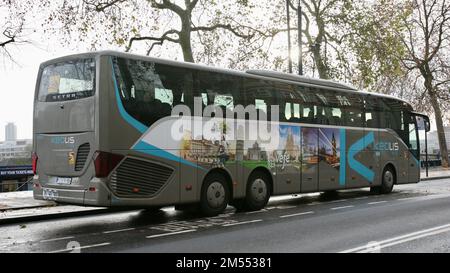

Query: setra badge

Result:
[68,152,76,165]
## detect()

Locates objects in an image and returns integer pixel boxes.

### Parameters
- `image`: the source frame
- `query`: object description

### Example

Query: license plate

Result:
[56,177,72,185]
[43,188,58,200]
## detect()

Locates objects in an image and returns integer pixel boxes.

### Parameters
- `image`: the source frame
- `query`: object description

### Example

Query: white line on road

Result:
[276,205,297,209]
[367,201,388,205]
[246,209,268,214]
[146,229,196,239]
[222,219,262,227]
[40,236,74,243]
[329,199,348,203]
[279,211,314,218]
[102,228,136,234]
[49,242,111,253]
[331,205,354,210]
[341,223,450,253]
[355,196,369,200]
[397,197,415,201]
[360,227,450,253]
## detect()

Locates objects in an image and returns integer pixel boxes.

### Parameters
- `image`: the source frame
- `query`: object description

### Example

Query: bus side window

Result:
[196,71,242,118]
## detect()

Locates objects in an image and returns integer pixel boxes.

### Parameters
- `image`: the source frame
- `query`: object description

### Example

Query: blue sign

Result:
[0,166,33,178]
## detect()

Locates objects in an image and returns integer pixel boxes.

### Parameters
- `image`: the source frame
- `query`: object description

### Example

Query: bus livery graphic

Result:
[32,51,429,216]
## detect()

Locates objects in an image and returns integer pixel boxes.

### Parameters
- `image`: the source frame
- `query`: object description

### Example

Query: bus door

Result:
[408,114,428,183]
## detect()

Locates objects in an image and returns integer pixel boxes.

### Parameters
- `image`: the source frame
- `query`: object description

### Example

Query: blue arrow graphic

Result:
[348,132,375,182]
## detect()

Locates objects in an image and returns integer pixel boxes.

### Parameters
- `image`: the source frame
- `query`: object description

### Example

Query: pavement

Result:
[0,191,54,211]
[0,166,449,224]
[420,166,450,180]
[2,178,450,253]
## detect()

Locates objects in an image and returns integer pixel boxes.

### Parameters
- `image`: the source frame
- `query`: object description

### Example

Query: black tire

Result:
[144,206,162,212]
[371,166,395,194]
[200,173,230,216]
[243,171,271,211]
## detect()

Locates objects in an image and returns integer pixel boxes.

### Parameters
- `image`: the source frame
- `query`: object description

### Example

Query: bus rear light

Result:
[89,187,96,192]
[132,187,140,193]
[32,153,38,174]
[93,151,124,178]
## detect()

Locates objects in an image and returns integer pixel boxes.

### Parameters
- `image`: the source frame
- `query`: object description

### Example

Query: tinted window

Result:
[364,95,381,128]
[113,57,192,127]
[243,78,276,120]
[38,58,95,102]
[276,84,304,122]
[341,93,364,127]
[194,71,242,118]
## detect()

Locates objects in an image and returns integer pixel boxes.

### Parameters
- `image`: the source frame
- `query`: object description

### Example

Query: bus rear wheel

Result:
[200,173,230,216]
[242,171,271,211]
[371,166,395,194]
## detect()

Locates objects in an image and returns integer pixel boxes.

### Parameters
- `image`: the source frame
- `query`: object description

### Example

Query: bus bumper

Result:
[33,177,111,206]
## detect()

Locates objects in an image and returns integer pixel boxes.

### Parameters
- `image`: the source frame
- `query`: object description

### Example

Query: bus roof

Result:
[40,50,412,108]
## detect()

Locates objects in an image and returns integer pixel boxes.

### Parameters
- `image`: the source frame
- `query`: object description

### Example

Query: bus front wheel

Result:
[371,167,395,194]
[200,173,230,216]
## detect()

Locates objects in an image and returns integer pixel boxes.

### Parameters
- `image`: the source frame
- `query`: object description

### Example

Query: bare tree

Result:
[42,0,273,63]
[0,0,27,60]
[285,0,408,84]
[398,0,450,168]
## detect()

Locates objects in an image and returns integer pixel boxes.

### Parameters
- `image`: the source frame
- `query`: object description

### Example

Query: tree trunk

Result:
[312,44,329,79]
[179,15,194,63]
[427,85,449,168]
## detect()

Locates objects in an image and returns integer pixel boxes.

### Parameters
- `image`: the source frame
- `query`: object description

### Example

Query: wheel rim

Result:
[250,178,267,202]
[206,181,226,208]
[384,170,394,188]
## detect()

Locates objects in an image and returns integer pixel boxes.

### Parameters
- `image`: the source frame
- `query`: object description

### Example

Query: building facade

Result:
[5,122,17,141]
[426,127,450,154]
[0,139,32,162]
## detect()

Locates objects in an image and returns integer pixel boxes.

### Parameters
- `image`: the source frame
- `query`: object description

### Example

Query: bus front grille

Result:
[110,158,173,197]
[75,143,90,171]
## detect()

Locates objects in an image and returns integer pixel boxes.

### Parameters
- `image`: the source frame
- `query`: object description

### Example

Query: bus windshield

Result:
[38,58,95,102]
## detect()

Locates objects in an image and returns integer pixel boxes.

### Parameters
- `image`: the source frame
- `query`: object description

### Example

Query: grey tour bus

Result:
[32,51,430,216]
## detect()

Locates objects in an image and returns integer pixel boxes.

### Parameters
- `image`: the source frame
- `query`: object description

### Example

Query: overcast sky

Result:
[0,35,77,141]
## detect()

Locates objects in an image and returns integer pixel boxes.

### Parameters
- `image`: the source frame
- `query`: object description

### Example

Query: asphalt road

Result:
[2,178,450,253]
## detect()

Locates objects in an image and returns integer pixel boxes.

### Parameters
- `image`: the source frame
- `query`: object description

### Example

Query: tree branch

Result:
[83,0,126,12]
[187,0,199,11]
[192,24,254,39]
[126,29,180,52]
[150,0,185,17]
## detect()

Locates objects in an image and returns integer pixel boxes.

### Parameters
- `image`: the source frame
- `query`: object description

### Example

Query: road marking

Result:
[102,228,135,234]
[367,201,388,205]
[355,196,369,200]
[279,211,314,218]
[40,236,74,243]
[146,229,196,239]
[331,205,354,210]
[329,199,348,203]
[222,219,262,227]
[341,223,450,253]
[49,242,111,253]
[360,227,450,253]
[397,197,414,201]
[276,205,297,209]
[307,202,321,206]
[246,209,267,214]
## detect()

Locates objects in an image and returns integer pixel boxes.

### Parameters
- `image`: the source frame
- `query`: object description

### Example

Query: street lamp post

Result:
[286,0,293,73]
[297,1,303,75]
